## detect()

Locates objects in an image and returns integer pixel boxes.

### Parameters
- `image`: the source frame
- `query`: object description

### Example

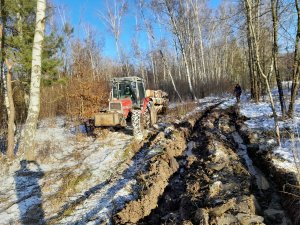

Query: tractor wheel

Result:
[132,109,143,139]
[161,106,167,115]
[143,105,151,129]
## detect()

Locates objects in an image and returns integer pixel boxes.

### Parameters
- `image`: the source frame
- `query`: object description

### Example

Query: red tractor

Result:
[94,76,168,138]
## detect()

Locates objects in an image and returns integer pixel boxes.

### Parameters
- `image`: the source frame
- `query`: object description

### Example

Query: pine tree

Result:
[0,0,65,157]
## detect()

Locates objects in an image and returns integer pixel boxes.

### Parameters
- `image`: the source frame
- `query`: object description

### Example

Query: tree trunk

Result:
[271,0,286,117]
[245,0,260,102]
[288,0,300,118]
[165,0,196,100]
[244,0,280,145]
[4,60,15,158]
[190,0,206,82]
[20,0,46,160]
[140,5,182,101]
[159,50,183,102]
[0,0,7,129]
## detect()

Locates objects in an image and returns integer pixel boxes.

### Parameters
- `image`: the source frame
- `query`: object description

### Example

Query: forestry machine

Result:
[94,76,168,137]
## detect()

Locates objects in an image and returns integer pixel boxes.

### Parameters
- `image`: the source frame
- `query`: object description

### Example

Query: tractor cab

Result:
[111,77,145,107]
[94,76,168,138]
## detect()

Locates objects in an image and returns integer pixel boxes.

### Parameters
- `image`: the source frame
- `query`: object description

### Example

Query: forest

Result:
[0,0,300,224]
[0,0,299,158]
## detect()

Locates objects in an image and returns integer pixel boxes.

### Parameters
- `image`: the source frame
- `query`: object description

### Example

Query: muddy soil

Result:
[113,105,293,225]
[236,115,300,225]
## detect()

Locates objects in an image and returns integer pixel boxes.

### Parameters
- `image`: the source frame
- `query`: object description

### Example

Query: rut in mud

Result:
[115,105,293,225]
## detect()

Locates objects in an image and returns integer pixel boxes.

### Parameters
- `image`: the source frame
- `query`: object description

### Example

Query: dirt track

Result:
[113,104,293,225]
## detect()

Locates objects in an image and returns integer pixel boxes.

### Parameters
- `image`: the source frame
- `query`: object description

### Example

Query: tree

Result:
[271,0,286,117]
[1,0,16,158]
[244,0,280,144]
[189,0,206,83]
[4,59,15,158]
[244,0,261,102]
[20,0,46,160]
[139,1,182,101]
[4,0,37,82]
[0,0,6,130]
[98,0,129,75]
[163,0,196,100]
[288,0,300,118]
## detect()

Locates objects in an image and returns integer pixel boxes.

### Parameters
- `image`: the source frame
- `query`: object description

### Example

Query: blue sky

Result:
[53,0,221,59]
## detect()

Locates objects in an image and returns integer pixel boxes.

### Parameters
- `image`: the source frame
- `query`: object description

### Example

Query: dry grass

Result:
[167,102,198,119]
[94,128,112,140]
[48,168,92,211]
[36,141,54,161]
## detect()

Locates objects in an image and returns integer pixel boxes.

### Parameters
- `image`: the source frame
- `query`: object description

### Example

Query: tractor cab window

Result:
[112,83,118,98]
[138,82,145,100]
[119,83,137,103]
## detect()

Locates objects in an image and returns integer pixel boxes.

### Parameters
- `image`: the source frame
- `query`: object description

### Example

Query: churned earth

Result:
[116,104,294,225]
[0,95,299,225]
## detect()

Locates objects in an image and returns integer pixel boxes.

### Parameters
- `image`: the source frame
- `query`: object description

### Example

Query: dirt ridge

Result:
[112,104,294,225]
[113,103,222,224]
[236,111,300,225]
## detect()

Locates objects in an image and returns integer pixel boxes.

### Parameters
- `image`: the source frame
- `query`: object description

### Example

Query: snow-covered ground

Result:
[239,92,300,174]
[0,98,221,225]
[0,117,136,224]
[198,91,298,176]
[0,92,299,224]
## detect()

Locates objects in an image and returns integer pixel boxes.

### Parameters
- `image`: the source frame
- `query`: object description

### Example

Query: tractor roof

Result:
[110,76,144,83]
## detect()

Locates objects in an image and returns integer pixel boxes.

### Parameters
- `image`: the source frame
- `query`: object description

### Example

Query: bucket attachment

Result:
[94,112,125,127]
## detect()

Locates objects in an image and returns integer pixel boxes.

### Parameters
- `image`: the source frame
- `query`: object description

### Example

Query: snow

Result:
[237,92,300,174]
[186,141,196,157]
[1,90,299,224]
[0,117,137,224]
[1,99,220,224]
[240,101,273,118]
[199,90,300,175]
[218,98,236,109]
[272,136,300,173]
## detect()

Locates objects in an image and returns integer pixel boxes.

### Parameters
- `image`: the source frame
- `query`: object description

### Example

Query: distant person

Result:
[233,83,242,103]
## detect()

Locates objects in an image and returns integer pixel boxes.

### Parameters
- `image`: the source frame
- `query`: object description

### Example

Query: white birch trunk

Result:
[2,69,10,115]
[20,0,46,160]
[244,0,280,145]
[4,60,15,158]
[165,0,196,100]
[190,0,206,79]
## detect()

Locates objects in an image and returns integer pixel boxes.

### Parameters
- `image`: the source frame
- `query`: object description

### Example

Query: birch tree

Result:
[271,0,286,117]
[244,0,280,144]
[140,1,183,101]
[20,0,46,160]
[288,0,300,118]
[0,0,7,127]
[98,0,129,75]
[0,0,14,158]
[189,0,206,81]
[4,59,15,158]
[164,0,197,100]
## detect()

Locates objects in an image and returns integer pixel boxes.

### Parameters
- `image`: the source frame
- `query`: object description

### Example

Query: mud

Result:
[236,115,300,225]
[113,105,294,225]
[113,109,206,224]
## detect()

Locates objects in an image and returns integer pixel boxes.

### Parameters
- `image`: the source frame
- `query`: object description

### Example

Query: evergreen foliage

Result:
[1,0,65,90]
